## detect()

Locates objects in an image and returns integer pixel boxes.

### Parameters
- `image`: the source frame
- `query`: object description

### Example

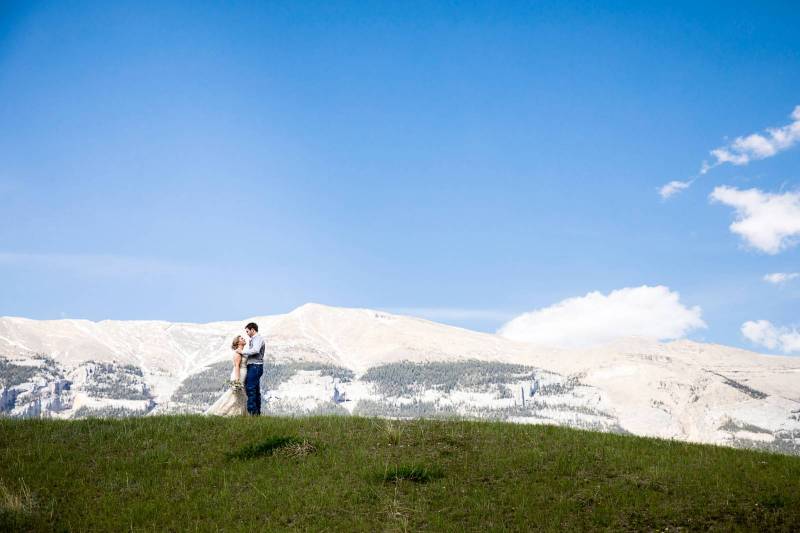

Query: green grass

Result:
[378,464,444,484]
[227,436,305,460]
[1,415,799,531]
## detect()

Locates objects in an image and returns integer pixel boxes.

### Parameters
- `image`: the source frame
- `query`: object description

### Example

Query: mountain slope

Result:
[1,303,799,454]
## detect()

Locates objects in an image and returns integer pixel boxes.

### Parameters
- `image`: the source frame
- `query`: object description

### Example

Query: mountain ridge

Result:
[2,303,799,454]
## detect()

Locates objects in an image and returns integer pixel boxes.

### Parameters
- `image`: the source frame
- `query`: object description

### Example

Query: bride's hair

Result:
[231,335,243,350]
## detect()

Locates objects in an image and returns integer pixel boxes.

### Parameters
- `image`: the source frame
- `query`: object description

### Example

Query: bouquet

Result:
[226,379,244,392]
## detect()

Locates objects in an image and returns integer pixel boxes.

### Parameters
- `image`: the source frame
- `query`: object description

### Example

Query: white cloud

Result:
[763,272,799,284]
[709,186,800,254]
[741,320,800,353]
[661,105,800,201]
[704,105,800,172]
[658,179,694,200]
[388,307,515,323]
[497,285,705,349]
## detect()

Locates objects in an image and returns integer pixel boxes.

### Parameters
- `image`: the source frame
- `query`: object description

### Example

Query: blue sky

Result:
[1,1,798,353]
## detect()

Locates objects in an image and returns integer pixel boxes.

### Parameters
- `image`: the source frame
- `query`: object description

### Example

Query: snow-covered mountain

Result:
[2,303,799,454]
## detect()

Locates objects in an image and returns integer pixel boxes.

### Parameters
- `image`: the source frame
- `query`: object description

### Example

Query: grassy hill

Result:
[1,416,799,531]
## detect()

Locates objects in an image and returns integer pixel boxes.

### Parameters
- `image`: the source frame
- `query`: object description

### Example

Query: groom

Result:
[236,322,265,415]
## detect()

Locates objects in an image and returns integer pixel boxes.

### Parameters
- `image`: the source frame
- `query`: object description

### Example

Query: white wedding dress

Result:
[205,355,248,416]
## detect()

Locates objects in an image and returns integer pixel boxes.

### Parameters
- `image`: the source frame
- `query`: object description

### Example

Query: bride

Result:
[205,335,249,416]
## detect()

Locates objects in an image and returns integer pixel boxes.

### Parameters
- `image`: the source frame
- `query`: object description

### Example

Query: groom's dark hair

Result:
[245,322,259,332]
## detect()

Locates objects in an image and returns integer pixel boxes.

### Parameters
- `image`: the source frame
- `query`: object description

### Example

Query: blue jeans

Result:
[244,364,264,415]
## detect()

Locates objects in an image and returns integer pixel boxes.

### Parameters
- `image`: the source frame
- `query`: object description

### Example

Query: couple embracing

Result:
[205,322,265,417]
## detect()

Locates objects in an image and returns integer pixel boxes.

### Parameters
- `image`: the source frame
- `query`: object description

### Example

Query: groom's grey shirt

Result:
[241,334,265,365]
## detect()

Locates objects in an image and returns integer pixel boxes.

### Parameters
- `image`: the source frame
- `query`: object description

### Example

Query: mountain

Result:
[1,303,799,454]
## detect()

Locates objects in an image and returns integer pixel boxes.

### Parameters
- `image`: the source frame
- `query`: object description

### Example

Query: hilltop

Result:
[1,415,799,531]
[1,303,799,454]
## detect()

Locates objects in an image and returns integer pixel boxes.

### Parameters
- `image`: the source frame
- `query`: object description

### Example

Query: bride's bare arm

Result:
[233,351,243,381]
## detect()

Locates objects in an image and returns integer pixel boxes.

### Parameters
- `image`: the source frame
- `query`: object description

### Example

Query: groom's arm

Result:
[239,335,265,356]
